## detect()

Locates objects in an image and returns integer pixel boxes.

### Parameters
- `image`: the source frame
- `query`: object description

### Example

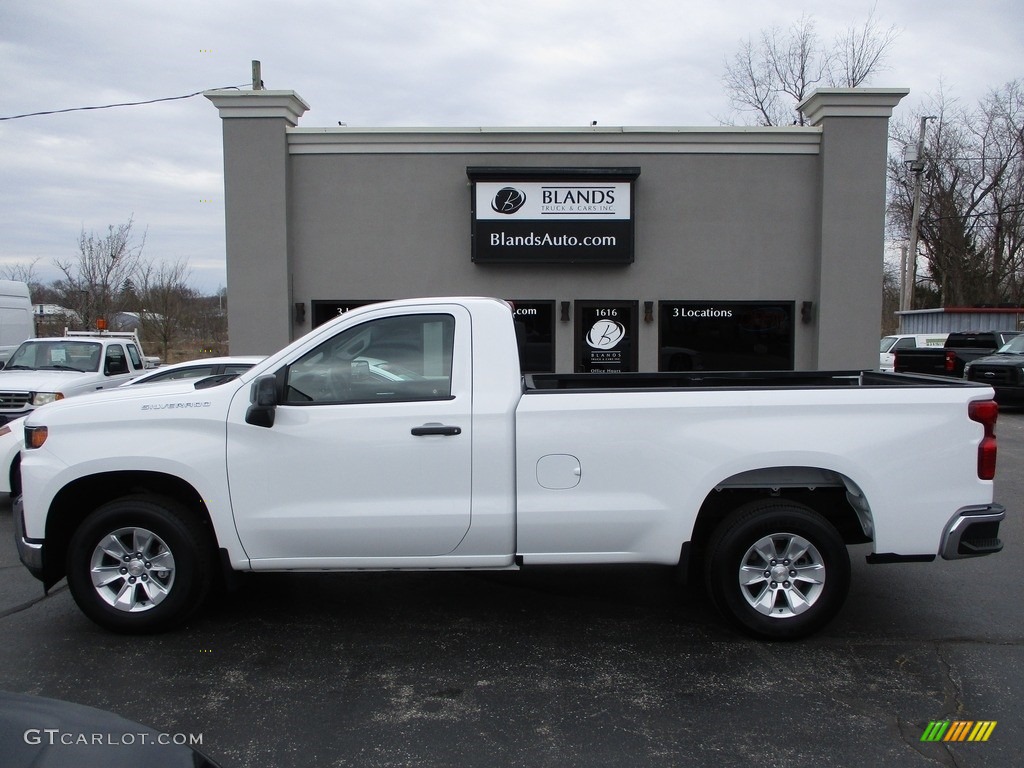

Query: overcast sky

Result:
[1,0,1020,295]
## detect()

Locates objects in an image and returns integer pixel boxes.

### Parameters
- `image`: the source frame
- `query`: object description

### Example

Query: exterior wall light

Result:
[801,301,814,324]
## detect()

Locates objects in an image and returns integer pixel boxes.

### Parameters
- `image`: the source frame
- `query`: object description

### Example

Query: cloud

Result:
[1,0,1018,294]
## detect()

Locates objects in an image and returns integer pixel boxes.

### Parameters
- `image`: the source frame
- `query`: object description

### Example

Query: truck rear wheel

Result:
[704,500,850,640]
[66,496,213,633]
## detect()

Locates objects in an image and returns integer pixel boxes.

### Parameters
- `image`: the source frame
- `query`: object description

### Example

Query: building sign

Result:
[658,301,795,371]
[468,167,639,264]
[575,301,638,372]
[311,300,384,328]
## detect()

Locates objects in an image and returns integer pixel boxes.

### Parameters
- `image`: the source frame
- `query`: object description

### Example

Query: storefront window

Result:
[575,301,638,373]
[659,301,794,371]
[311,300,385,328]
[509,300,555,373]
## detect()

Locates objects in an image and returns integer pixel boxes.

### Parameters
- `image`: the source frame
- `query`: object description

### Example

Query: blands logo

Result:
[586,320,625,350]
[491,187,526,215]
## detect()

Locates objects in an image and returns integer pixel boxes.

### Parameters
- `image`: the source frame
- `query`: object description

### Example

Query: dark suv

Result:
[964,334,1024,404]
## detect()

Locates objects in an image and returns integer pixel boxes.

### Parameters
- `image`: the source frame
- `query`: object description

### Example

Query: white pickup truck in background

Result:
[0,330,149,426]
[15,298,1006,639]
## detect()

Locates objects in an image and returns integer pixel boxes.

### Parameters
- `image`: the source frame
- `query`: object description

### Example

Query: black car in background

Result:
[964,334,1024,404]
[894,330,1021,378]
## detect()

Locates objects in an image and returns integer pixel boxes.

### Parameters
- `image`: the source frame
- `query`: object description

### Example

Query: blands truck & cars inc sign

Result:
[468,167,639,264]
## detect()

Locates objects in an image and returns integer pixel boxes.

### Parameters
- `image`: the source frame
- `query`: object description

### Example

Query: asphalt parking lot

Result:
[1,413,1022,767]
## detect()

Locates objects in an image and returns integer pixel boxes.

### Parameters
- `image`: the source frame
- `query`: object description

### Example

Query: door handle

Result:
[411,424,462,436]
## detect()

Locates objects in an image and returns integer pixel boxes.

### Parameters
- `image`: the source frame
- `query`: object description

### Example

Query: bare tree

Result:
[54,217,146,329]
[831,6,900,88]
[722,37,784,127]
[0,257,41,287]
[723,9,898,126]
[887,81,1024,306]
[881,260,901,334]
[190,287,229,356]
[137,258,197,360]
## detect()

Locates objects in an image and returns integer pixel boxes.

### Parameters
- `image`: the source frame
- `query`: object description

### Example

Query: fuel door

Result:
[536,454,581,490]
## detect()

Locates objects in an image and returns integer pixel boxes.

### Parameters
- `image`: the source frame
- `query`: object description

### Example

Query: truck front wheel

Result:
[66,496,214,633]
[705,500,850,640]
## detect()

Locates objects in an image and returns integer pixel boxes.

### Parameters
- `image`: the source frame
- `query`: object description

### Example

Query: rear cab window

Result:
[127,344,143,370]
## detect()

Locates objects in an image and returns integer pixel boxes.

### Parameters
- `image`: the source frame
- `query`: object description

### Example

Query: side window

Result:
[893,338,916,350]
[105,344,129,375]
[145,365,217,383]
[127,344,143,370]
[285,314,455,405]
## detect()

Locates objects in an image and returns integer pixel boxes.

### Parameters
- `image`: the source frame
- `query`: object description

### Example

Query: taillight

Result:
[945,350,957,373]
[969,399,998,480]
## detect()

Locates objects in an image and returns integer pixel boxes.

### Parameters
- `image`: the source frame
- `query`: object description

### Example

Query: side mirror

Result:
[246,374,278,428]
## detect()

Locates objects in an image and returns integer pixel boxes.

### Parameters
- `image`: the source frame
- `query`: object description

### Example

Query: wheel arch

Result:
[683,466,873,581]
[42,471,215,588]
[10,452,21,497]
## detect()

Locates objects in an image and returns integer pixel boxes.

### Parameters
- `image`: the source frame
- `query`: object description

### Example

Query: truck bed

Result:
[524,370,978,392]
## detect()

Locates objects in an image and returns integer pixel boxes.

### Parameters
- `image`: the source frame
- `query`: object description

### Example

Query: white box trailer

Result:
[0,281,34,367]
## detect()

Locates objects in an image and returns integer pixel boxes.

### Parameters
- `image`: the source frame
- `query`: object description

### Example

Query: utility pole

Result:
[901,115,936,312]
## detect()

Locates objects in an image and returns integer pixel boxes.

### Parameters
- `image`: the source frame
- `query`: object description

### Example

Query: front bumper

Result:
[941,504,1005,559]
[13,495,44,580]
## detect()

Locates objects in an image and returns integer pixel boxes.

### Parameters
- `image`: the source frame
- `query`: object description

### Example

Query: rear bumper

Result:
[13,494,44,580]
[941,504,1005,559]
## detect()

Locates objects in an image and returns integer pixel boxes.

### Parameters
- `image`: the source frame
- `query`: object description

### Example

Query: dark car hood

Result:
[969,352,1024,367]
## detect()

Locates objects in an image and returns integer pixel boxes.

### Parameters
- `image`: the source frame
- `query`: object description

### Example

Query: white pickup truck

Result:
[15,298,1006,639]
[0,330,148,425]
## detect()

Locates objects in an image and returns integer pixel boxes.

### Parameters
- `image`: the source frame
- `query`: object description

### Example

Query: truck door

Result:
[225,307,473,561]
[100,344,132,387]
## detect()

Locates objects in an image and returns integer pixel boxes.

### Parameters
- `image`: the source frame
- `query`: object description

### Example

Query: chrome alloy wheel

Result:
[89,526,176,612]
[738,532,826,618]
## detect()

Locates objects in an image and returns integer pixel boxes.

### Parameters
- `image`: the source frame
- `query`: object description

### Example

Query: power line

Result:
[926,204,1024,224]
[0,84,250,121]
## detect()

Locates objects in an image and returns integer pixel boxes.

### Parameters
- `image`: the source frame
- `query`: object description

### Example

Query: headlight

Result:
[25,425,48,449]
[30,392,64,406]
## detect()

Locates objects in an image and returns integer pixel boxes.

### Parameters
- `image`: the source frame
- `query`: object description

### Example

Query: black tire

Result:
[704,500,850,640]
[66,495,214,633]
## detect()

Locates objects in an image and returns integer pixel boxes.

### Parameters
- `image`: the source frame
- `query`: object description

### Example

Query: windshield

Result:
[879,337,898,353]
[5,340,102,372]
[995,335,1024,354]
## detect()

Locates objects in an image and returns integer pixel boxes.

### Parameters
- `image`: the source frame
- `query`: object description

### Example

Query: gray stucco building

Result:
[206,86,906,373]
